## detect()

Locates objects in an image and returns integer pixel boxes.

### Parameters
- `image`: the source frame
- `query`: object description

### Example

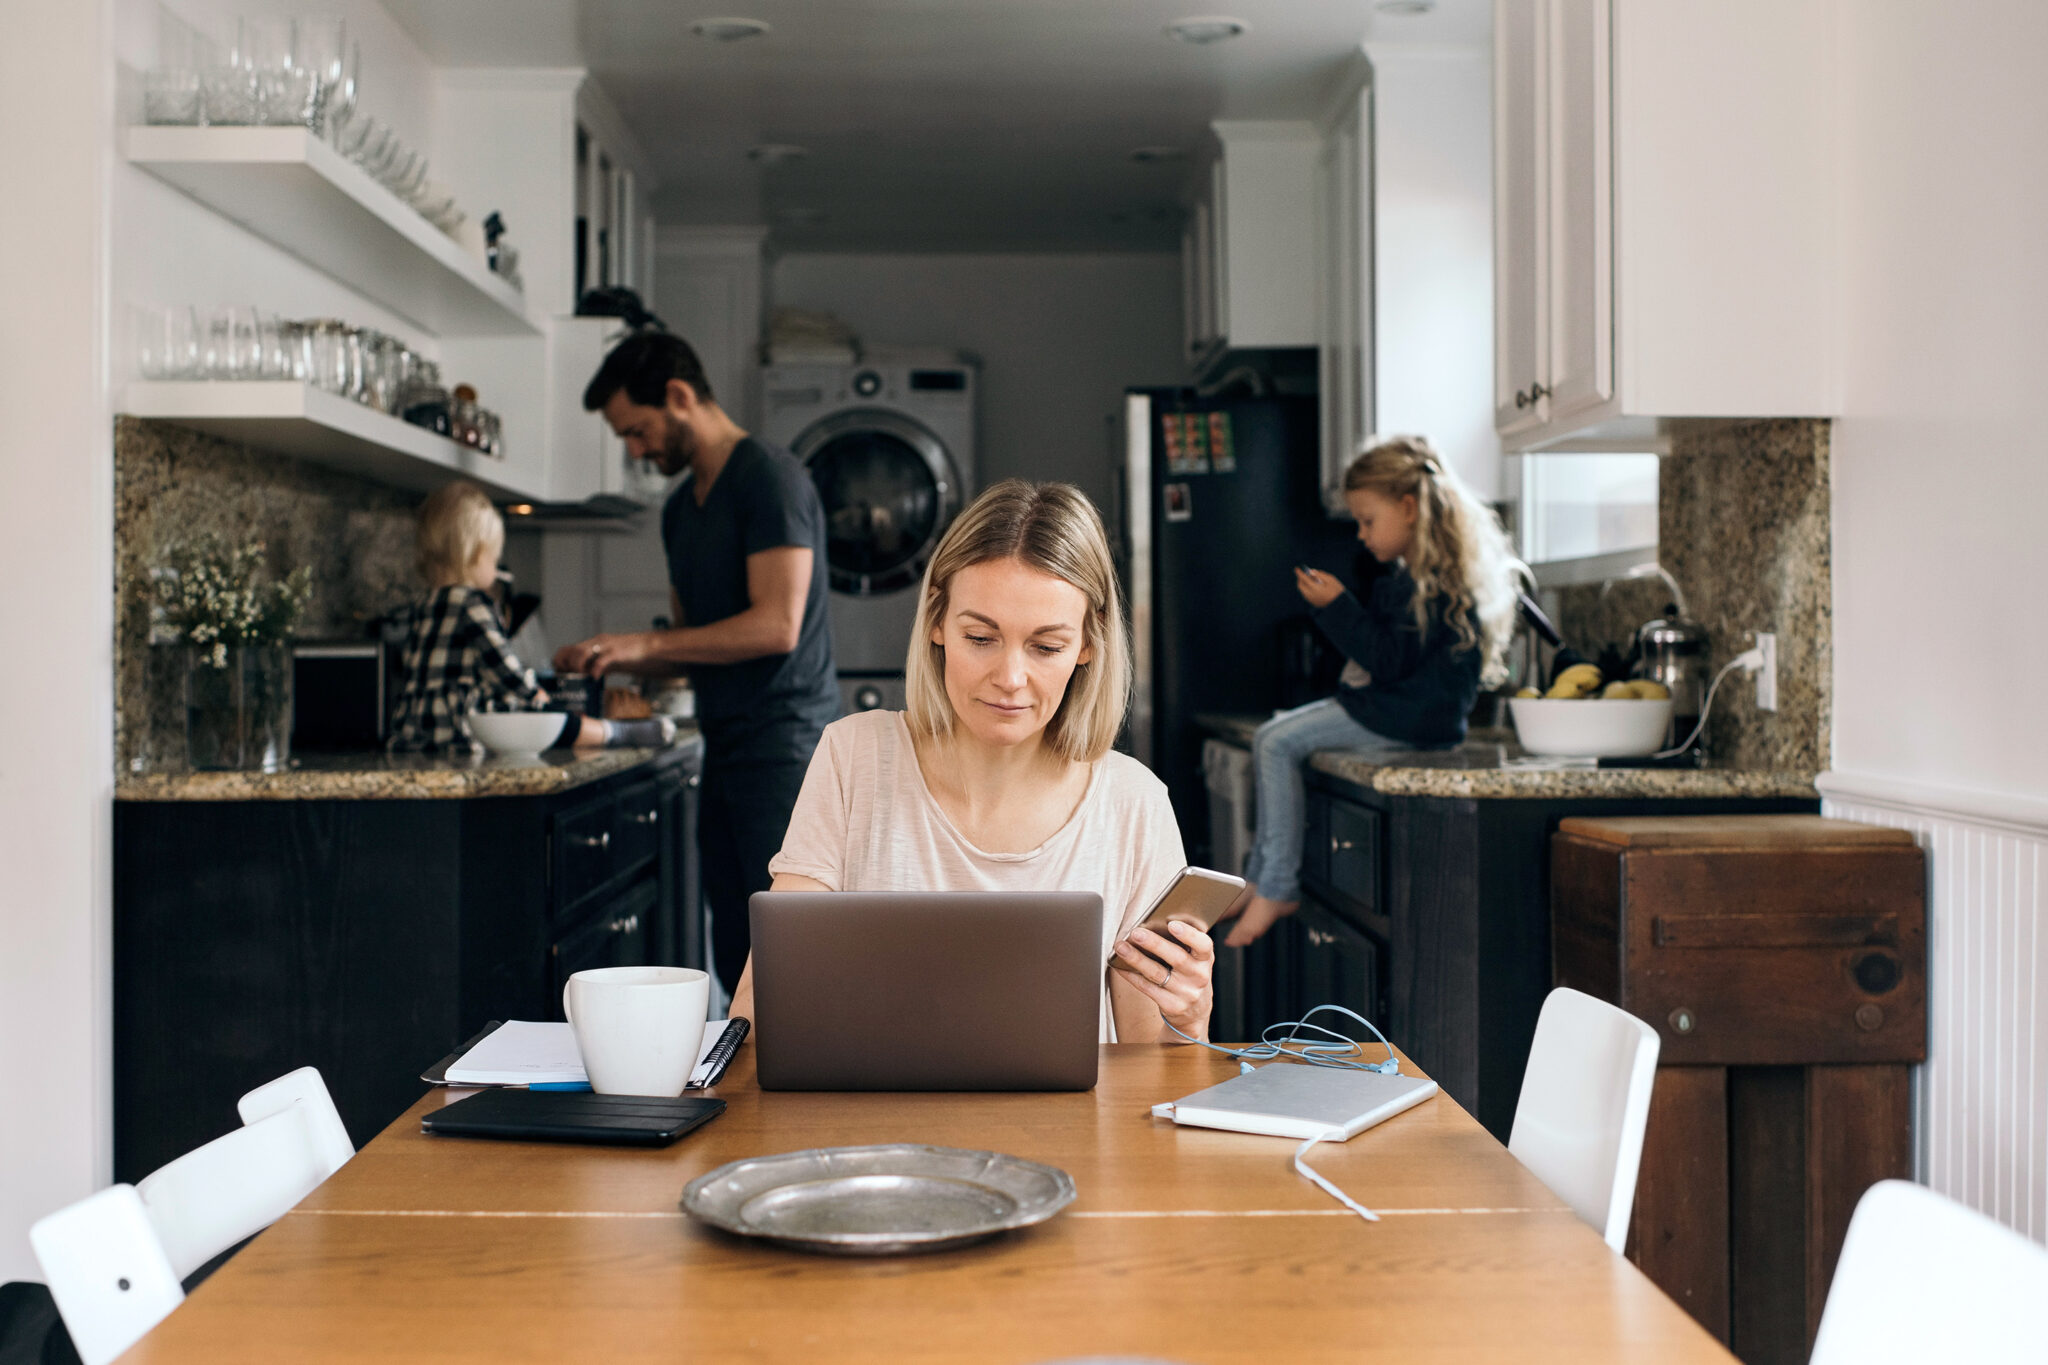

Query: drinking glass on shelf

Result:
[242,16,306,127]
[133,304,197,380]
[201,18,261,126]
[295,17,345,131]
[276,319,312,383]
[306,319,356,396]
[322,41,359,141]
[256,313,292,380]
[143,6,212,124]
[205,306,262,380]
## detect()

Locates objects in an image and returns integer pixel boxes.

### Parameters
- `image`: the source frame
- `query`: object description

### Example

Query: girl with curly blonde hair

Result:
[1227,436,1524,946]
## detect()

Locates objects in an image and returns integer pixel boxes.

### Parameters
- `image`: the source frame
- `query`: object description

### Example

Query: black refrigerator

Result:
[1117,388,1367,860]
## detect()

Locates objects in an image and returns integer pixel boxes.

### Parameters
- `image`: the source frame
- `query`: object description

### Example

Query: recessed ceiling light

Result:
[1165,16,1249,45]
[506,503,534,516]
[1130,146,1188,164]
[690,17,771,41]
[747,143,809,165]
[1374,0,1435,14]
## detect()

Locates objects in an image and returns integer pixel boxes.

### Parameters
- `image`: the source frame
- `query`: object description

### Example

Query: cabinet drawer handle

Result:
[1330,837,1358,853]
[625,810,659,826]
[574,831,611,851]
[606,913,640,935]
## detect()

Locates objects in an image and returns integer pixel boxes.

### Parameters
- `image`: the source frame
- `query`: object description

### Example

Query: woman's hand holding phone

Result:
[1111,921,1216,1037]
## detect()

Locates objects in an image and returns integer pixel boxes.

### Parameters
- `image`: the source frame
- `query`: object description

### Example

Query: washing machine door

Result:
[796,409,963,597]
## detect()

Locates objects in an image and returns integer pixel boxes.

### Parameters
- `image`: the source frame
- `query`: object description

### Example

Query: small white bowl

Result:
[1509,697,1675,758]
[466,711,568,755]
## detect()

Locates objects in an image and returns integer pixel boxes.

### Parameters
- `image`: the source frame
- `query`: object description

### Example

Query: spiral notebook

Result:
[1152,1063,1439,1140]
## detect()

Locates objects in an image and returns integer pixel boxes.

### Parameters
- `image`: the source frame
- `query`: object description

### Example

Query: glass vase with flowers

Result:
[152,535,313,771]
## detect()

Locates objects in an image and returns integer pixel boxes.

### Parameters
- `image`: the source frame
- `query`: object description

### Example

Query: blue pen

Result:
[528,1081,593,1092]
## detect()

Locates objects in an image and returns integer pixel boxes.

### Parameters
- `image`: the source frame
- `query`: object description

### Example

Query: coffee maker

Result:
[1611,565,1711,755]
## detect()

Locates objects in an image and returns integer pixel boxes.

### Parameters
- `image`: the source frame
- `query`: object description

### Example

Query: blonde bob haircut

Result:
[905,480,1131,764]
[415,479,504,585]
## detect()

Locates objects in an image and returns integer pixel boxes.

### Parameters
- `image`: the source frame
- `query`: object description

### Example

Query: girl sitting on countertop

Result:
[1224,436,1524,947]
[388,480,673,753]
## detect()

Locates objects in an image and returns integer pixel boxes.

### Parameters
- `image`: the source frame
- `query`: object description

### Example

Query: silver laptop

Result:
[748,891,1104,1091]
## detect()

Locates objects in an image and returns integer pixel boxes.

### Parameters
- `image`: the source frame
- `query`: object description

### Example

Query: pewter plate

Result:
[681,1144,1077,1255]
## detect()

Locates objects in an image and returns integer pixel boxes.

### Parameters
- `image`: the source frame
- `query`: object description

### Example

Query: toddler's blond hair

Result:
[416,480,503,586]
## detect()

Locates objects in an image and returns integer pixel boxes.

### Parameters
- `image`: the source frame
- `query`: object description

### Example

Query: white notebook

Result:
[1153,1063,1439,1140]
[444,1020,728,1088]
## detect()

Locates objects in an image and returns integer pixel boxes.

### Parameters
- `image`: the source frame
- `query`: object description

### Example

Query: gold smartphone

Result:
[1111,866,1247,971]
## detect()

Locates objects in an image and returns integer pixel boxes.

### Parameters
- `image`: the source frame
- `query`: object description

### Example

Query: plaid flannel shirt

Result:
[387,585,547,752]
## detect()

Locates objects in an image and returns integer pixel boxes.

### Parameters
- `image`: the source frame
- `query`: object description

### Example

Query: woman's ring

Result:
[1163,965,1175,984]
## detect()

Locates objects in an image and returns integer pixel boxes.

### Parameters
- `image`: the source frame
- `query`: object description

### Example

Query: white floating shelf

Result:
[122,381,533,500]
[124,125,537,339]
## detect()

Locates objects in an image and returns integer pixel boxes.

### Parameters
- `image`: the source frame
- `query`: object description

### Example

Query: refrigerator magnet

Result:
[1163,482,1193,522]
[1208,413,1235,472]
[1183,414,1210,473]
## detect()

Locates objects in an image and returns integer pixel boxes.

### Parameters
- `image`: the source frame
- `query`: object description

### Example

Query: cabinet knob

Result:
[626,810,658,826]
[1514,387,1531,409]
[575,831,611,851]
[1529,382,1550,401]
[606,913,640,935]
[1330,837,1358,853]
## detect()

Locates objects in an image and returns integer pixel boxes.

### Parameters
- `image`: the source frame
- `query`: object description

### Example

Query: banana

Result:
[1515,686,1540,699]
[1546,664,1605,699]
[1633,680,1669,700]
[1601,680,1636,699]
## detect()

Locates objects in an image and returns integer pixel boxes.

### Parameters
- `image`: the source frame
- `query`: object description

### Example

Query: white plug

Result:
[1753,632,1777,712]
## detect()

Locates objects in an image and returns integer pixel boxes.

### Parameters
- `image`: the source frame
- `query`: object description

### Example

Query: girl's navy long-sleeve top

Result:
[1311,566,1481,748]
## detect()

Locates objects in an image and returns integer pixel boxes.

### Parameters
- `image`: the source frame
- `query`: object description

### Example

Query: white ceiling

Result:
[383,0,1491,252]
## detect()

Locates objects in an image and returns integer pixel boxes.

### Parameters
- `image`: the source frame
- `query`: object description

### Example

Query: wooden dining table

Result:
[121,1045,1736,1363]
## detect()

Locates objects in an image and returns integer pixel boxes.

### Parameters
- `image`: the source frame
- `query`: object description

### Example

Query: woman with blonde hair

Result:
[730,479,1212,1043]
[1226,435,1524,947]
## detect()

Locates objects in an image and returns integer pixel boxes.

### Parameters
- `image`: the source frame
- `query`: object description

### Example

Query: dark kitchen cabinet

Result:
[1272,771,1818,1140]
[113,741,702,1182]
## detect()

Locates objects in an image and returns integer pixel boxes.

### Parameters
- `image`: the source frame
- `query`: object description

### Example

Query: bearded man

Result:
[558,332,837,996]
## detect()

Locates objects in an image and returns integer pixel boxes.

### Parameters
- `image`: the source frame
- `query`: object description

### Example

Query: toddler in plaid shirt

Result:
[389,481,670,753]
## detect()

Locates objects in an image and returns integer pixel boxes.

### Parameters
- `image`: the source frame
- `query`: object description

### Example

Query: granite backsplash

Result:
[1550,418,1831,771]
[115,416,424,772]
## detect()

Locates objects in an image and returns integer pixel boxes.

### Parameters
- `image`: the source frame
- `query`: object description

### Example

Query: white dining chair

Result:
[29,1067,354,1365]
[1809,1179,2048,1365]
[1507,986,1660,1251]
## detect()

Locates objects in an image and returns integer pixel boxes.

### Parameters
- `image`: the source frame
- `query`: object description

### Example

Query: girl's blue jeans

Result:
[1241,698,1406,902]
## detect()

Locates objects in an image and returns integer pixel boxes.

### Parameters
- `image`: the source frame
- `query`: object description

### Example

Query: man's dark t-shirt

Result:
[660,437,838,767]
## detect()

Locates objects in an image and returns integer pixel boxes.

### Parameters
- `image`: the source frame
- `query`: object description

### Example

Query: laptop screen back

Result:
[748,891,1104,1091]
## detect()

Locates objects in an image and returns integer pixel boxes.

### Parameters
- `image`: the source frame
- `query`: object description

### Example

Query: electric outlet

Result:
[1755,632,1778,712]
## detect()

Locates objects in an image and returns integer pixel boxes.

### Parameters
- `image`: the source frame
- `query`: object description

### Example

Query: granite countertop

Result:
[116,729,703,802]
[1194,713,1818,801]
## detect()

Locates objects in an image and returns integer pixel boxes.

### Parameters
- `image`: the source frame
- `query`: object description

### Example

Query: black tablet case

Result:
[422,1089,725,1146]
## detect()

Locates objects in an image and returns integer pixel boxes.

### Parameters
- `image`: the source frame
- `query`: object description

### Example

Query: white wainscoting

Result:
[1817,772,2048,1244]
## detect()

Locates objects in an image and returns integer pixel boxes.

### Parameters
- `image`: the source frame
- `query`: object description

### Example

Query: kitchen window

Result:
[1513,451,1659,585]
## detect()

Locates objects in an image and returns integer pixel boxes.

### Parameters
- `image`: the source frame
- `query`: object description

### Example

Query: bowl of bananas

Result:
[1508,664,1674,757]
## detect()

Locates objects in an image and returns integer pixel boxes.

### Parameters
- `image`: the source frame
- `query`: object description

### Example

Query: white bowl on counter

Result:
[1509,697,1674,758]
[466,711,568,756]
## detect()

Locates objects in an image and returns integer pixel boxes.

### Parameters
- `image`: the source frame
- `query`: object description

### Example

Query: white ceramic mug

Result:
[562,966,710,1096]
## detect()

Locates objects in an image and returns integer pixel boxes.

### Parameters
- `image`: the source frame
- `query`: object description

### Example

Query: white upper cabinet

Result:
[1315,63,1373,513]
[1183,122,1321,371]
[1493,0,1838,450]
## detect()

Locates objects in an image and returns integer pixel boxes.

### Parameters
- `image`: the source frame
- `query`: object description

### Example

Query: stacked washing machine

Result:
[761,349,977,715]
